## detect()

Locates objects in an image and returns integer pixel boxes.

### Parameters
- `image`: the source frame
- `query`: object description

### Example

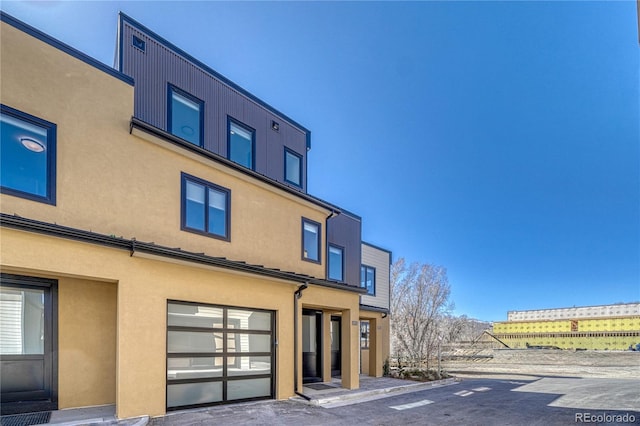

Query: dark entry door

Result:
[0,274,57,414]
[330,316,341,377]
[302,310,322,383]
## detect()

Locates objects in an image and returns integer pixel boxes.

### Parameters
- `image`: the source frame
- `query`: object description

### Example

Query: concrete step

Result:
[292,378,458,408]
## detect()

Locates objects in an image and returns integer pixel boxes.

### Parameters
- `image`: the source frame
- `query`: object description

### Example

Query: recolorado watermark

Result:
[575,412,636,423]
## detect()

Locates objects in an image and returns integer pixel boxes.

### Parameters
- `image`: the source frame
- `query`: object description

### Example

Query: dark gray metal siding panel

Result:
[121,22,307,192]
[265,112,283,180]
[281,124,307,190]
[267,124,304,190]
[327,214,362,288]
[222,88,244,157]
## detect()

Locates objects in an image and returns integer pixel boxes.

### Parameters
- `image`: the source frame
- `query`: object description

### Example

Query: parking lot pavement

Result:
[326,377,640,426]
[148,377,640,425]
[511,377,640,412]
[149,400,342,426]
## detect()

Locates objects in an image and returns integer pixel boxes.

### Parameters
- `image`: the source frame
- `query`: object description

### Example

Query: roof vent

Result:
[132,35,146,52]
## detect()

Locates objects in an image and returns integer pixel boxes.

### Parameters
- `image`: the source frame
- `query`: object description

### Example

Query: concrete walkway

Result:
[10,376,451,425]
[0,404,147,426]
[298,376,458,408]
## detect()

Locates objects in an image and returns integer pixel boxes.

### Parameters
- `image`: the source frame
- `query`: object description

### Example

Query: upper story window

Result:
[328,245,344,281]
[360,265,375,295]
[168,85,203,147]
[284,148,302,187]
[0,105,56,205]
[301,218,321,263]
[228,118,254,169]
[181,173,230,241]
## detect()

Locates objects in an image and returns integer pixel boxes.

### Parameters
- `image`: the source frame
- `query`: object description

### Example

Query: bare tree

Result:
[390,258,453,369]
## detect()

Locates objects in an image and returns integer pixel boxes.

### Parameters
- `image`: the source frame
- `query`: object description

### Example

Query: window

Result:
[360,321,370,349]
[284,148,302,187]
[360,265,375,295]
[181,173,230,240]
[228,118,254,169]
[168,85,203,146]
[0,286,45,355]
[328,245,344,281]
[301,218,321,263]
[1,105,56,204]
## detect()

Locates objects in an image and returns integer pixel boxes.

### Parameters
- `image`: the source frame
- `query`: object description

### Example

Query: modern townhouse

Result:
[359,242,392,377]
[0,12,391,419]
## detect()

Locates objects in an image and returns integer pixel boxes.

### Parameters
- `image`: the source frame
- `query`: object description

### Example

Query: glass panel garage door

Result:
[166,301,274,410]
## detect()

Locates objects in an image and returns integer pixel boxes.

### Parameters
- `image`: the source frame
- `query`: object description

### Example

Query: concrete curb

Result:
[306,378,458,407]
[117,415,149,426]
[46,414,149,426]
[46,418,106,426]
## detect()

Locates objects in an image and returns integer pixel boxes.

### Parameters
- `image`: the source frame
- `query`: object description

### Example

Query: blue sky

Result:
[2,1,638,321]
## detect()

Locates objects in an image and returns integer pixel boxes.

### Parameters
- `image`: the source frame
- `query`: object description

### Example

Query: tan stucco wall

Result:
[361,349,370,374]
[58,277,117,408]
[1,21,327,280]
[116,262,295,417]
[359,311,390,377]
[296,286,361,390]
[1,20,362,418]
[1,228,360,417]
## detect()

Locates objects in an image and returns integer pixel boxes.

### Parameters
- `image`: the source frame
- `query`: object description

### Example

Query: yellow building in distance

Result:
[492,303,640,350]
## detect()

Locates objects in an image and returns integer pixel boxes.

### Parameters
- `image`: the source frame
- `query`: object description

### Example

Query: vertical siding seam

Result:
[122,22,308,188]
[124,23,307,132]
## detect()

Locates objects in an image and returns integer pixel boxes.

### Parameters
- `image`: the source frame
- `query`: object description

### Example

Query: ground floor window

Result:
[166,301,274,410]
[360,320,370,349]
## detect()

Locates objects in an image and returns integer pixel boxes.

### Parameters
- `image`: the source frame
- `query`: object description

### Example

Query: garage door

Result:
[166,301,274,410]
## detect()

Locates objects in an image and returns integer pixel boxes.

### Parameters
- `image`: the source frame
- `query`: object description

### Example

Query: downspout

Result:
[294,283,311,400]
[325,209,337,246]
[295,208,333,400]
[325,209,337,281]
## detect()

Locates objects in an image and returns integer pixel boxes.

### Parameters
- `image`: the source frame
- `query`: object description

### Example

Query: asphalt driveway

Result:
[149,376,640,426]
